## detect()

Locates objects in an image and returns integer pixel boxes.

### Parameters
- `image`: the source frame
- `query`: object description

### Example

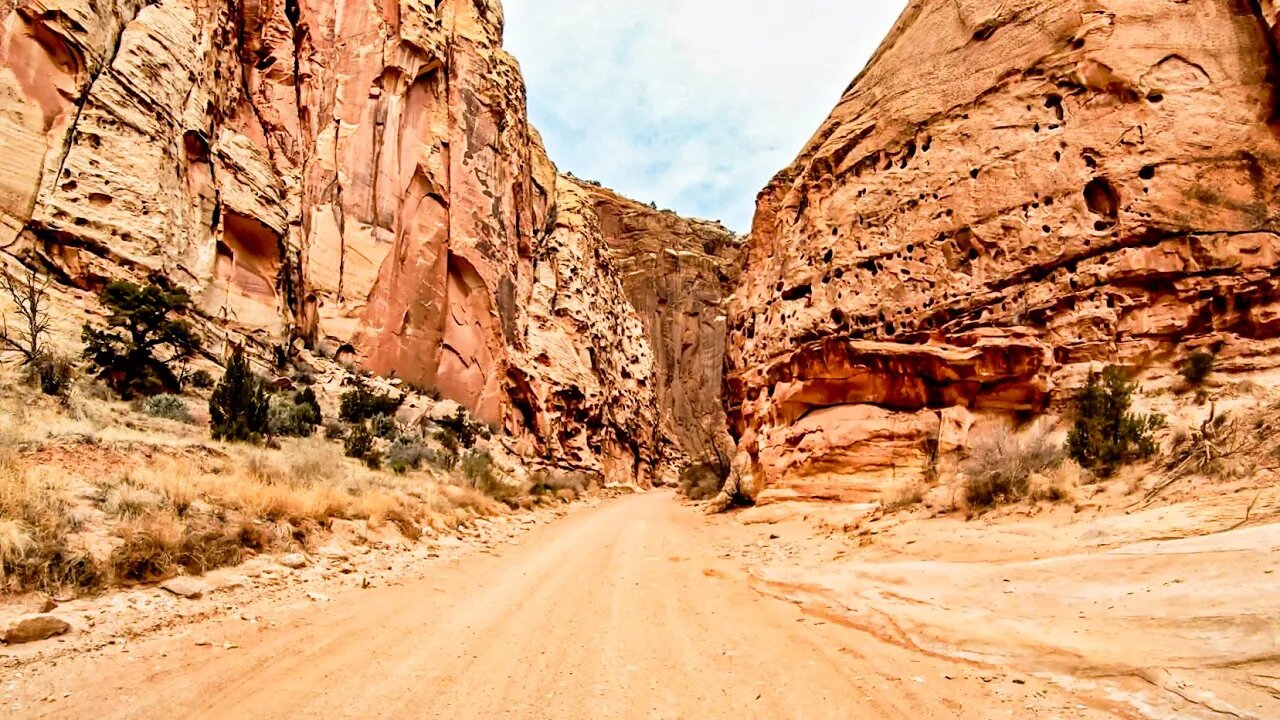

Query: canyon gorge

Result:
[2,0,1279,501]
[0,0,740,486]
[3,2,1280,719]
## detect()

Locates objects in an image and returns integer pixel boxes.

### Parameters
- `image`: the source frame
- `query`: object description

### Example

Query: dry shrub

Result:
[175,519,251,575]
[1166,402,1278,480]
[102,482,162,519]
[963,424,1064,510]
[528,470,593,499]
[881,482,927,512]
[678,462,727,501]
[110,512,182,583]
[111,513,255,581]
[246,451,289,486]
[1027,460,1085,503]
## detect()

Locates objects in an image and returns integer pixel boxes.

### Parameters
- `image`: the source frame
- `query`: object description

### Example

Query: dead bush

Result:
[528,470,593,499]
[962,424,1064,509]
[1028,460,1085,503]
[175,520,250,575]
[678,461,728,501]
[1165,404,1271,480]
[110,512,182,583]
[881,482,927,512]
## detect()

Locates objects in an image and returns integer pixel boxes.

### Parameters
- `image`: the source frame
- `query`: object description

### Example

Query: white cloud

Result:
[502,0,909,232]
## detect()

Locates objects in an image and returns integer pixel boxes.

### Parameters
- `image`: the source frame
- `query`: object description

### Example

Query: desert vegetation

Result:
[1066,367,1163,477]
[0,363,601,597]
[82,279,202,398]
[678,461,727,501]
[0,267,604,597]
[953,365,1167,515]
[961,424,1070,510]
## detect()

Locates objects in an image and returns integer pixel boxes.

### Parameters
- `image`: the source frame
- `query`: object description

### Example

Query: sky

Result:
[503,1,910,233]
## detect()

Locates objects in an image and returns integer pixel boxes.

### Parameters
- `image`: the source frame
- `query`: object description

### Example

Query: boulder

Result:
[278,553,308,569]
[159,577,207,600]
[3,615,71,645]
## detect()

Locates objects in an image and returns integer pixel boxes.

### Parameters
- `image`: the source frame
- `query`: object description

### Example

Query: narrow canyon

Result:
[1,1,1278,718]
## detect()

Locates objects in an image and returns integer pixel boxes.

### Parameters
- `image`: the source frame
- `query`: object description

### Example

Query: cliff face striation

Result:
[568,179,743,473]
[727,0,1280,503]
[0,0,717,483]
[0,0,545,425]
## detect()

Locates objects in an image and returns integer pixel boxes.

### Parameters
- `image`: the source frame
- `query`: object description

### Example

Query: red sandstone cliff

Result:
[568,178,743,473]
[728,0,1280,503]
[0,0,712,482]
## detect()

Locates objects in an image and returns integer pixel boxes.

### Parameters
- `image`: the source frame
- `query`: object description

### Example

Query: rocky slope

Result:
[727,0,1280,502]
[0,0,732,482]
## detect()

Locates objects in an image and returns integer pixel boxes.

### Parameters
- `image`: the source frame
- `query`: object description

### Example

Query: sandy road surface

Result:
[11,491,1122,719]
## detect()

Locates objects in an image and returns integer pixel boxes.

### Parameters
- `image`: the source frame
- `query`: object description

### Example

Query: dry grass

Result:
[528,469,595,502]
[962,423,1065,511]
[881,482,928,512]
[0,366,547,596]
[1027,460,1085,503]
[0,443,104,594]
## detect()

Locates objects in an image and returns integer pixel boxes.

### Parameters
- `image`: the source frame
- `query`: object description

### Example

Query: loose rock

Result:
[3,615,71,645]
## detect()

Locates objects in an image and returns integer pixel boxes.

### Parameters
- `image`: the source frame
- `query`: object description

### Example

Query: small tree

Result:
[209,347,268,442]
[1179,350,1216,388]
[296,386,323,425]
[344,422,375,462]
[1066,367,1164,477]
[82,280,201,398]
[267,394,316,437]
[338,378,400,422]
[0,265,52,366]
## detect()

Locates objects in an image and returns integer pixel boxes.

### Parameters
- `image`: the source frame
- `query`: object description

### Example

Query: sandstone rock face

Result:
[728,0,1280,502]
[0,0,545,428]
[508,177,660,484]
[0,0,684,480]
[569,179,743,468]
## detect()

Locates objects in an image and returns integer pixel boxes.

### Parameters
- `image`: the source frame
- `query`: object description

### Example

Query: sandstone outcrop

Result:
[727,0,1280,502]
[507,176,660,484]
[0,0,694,481]
[569,179,743,471]
[0,0,548,428]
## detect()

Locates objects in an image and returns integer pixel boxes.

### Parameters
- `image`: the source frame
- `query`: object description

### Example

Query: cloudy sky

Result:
[503,1,909,233]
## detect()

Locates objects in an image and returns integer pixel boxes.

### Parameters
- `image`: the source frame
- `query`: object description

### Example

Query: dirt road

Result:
[10,491,1120,719]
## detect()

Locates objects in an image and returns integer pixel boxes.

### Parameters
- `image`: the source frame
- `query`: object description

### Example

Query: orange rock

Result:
[0,2,728,479]
[728,0,1280,500]
[569,178,743,468]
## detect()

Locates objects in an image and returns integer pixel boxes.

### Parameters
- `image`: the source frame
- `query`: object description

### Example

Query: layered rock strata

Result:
[0,0,678,482]
[728,0,1280,502]
[569,179,743,471]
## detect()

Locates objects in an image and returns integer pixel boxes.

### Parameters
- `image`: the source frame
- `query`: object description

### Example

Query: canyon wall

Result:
[569,178,743,471]
[727,0,1280,503]
[506,175,661,484]
[0,0,687,484]
[0,0,542,425]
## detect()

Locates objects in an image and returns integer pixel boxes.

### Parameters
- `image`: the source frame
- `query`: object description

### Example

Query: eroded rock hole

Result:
[1083,178,1119,219]
[1045,94,1064,121]
[782,284,812,301]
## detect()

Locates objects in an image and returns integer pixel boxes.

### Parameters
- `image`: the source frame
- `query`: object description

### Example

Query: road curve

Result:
[17,491,1119,719]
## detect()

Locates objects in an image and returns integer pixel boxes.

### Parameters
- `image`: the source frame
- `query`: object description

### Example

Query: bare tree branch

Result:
[0,265,52,365]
